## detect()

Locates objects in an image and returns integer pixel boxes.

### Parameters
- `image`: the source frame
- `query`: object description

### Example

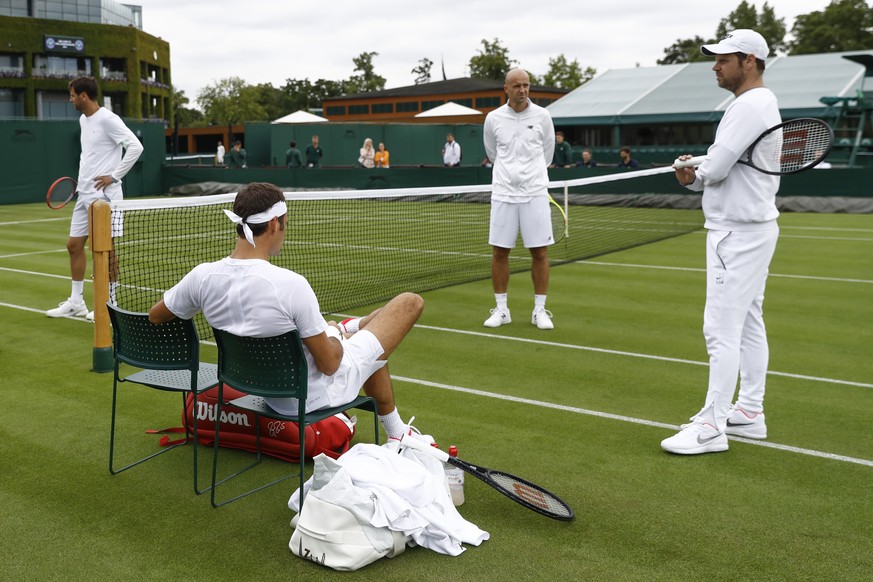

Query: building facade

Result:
[0,2,170,122]
[323,78,567,123]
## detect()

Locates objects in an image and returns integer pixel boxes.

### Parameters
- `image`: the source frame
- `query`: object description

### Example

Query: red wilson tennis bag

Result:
[152,385,356,462]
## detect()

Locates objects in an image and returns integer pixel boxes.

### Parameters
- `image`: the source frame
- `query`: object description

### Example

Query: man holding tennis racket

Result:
[482,68,556,330]
[662,30,780,455]
[47,76,143,321]
[148,182,423,442]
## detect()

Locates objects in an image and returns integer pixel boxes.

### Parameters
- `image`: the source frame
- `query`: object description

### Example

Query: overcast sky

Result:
[139,0,834,103]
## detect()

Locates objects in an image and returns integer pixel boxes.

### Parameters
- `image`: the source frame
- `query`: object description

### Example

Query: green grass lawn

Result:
[1,202,871,581]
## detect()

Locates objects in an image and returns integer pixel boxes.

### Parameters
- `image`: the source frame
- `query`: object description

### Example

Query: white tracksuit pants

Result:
[698,227,779,431]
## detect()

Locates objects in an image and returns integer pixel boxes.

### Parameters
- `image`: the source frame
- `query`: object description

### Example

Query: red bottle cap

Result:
[448,445,458,457]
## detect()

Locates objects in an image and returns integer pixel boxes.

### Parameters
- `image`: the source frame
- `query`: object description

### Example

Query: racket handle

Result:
[398,432,449,462]
[672,155,707,169]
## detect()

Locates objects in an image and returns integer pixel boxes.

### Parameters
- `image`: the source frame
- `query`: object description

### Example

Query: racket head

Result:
[745,118,834,175]
[46,177,77,209]
[450,456,574,521]
[548,195,568,243]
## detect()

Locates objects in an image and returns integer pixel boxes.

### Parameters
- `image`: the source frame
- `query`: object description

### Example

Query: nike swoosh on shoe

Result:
[697,434,722,445]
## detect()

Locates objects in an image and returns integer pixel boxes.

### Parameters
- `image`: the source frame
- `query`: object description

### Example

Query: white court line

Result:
[394,375,873,468]
[0,217,68,226]
[3,296,870,467]
[579,260,873,285]
[414,324,873,389]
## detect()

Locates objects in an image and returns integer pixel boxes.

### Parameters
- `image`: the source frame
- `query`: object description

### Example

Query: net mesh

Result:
[110,184,702,340]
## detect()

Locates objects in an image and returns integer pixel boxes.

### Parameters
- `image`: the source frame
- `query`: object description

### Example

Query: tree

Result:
[789,0,873,54]
[411,58,433,85]
[171,89,203,128]
[196,77,267,125]
[345,51,386,94]
[657,1,789,64]
[715,1,787,55]
[657,36,713,65]
[542,54,596,90]
[468,38,515,81]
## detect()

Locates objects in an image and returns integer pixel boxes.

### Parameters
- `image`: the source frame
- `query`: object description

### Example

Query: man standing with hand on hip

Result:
[482,68,556,330]
[47,76,143,321]
[662,29,781,455]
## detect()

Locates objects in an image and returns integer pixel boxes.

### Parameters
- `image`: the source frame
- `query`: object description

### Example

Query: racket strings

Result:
[779,120,832,172]
[490,471,573,519]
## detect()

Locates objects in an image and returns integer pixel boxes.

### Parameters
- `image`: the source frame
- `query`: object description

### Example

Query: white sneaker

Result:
[725,405,767,439]
[483,307,511,328]
[86,311,95,322]
[47,298,88,318]
[661,421,728,455]
[531,308,554,330]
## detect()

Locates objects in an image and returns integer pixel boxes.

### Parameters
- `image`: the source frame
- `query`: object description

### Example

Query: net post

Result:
[90,200,113,374]
[563,185,569,239]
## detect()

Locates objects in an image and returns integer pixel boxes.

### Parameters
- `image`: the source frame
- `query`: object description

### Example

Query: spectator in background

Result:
[550,131,573,168]
[442,133,461,167]
[576,148,597,168]
[285,140,303,168]
[215,141,225,166]
[617,146,639,169]
[305,135,323,168]
[227,140,246,169]
[358,138,376,168]
[375,142,390,168]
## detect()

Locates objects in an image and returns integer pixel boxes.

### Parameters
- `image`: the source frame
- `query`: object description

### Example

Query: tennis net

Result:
[108,181,703,340]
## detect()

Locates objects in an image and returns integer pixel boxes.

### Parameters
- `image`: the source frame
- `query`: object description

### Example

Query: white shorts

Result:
[266,329,387,415]
[69,191,123,238]
[488,197,553,249]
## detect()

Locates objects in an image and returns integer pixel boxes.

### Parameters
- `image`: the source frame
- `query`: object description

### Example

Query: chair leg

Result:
[109,377,189,475]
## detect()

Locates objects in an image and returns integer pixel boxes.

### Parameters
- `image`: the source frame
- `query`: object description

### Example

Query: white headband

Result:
[223,200,287,247]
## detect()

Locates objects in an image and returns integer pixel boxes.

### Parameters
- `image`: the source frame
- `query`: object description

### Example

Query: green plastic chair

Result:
[210,328,379,508]
[107,304,218,494]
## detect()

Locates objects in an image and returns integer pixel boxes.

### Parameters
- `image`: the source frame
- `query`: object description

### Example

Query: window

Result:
[0,89,24,117]
[454,98,473,108]
[396,101,419,112]
[421,100,445,111]
[0,53,24,78]
[372,103,393,114]
[475,96,501,108]
[349,104,369,115]
[325,105,346,116]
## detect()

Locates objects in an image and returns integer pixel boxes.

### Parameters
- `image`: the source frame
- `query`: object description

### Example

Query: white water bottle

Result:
[445,445,465,506]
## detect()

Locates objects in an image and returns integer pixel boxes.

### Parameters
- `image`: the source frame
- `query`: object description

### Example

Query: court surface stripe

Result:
[394,374,873,468]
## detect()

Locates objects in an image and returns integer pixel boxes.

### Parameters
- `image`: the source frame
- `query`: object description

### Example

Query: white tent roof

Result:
[414,101,482,118]
[271,110,328,124]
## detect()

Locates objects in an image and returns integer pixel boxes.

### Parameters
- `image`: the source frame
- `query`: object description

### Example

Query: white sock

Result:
[379,409,406,440]
[340,317,360,334]
[71,280,85,302]
[495,293,508,311]
[534,294,547,310]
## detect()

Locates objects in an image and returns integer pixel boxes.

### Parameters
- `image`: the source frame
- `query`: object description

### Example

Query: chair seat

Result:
[228,394,377,425]
[125,362,219,392]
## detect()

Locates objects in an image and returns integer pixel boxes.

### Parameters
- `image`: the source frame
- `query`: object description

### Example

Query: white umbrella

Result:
[271,110,329,124]
[414,101,482,118]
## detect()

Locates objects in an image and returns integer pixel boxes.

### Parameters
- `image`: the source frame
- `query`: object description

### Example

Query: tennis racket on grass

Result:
[548,194,568,243]
[46,177,77,210]
[399,432,574,521]
[674,117,833,175]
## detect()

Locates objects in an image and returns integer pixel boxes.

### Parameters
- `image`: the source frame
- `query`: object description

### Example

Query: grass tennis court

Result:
[1,202,872,580]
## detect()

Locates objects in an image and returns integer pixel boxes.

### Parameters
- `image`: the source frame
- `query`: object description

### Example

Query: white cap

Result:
[701,29,769,60]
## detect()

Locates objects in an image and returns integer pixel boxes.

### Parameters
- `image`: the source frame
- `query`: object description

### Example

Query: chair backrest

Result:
[212,328,308,400]
[107,303,201,372]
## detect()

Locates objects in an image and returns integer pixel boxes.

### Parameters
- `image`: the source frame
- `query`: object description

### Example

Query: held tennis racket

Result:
[46,177,78,210]
[548,194,568,243]
[399,433,574,521]
[674,117,834,175]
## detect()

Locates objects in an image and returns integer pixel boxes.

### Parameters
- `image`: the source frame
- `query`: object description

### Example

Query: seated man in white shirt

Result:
[148,182,424,440]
